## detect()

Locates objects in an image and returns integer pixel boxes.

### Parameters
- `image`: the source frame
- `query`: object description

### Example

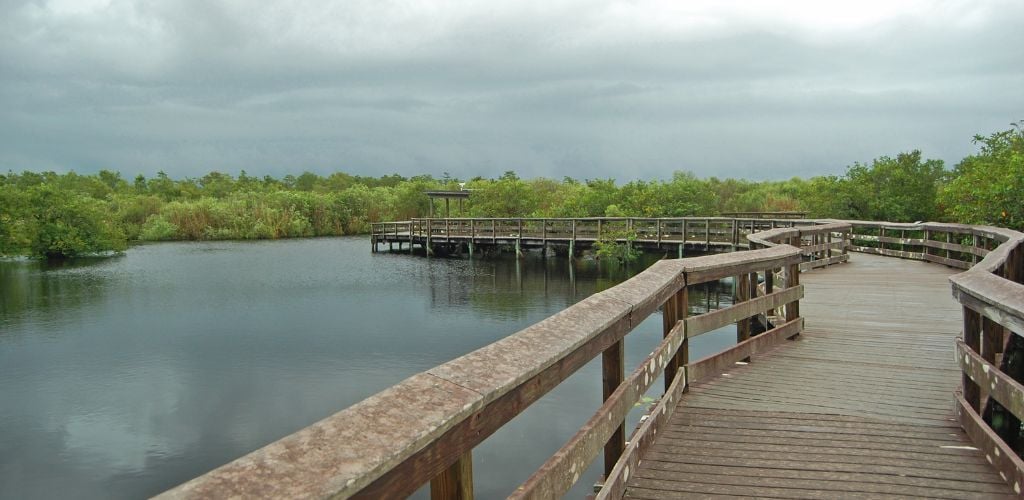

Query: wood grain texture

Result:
[622,253,1017,499]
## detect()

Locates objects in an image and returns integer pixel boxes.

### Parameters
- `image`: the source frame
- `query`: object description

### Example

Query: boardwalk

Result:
[624,254,1016,499]
[157,219,1024,500]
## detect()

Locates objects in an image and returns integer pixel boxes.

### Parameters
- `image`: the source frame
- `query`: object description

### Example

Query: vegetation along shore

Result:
[1,124,1020,259]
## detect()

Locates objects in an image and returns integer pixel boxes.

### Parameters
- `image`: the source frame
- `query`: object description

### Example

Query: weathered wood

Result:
[957,339,1024,423]
[430,451,472,500]
[621,254,1017,499]
[594,354,689,500]
[511,315,688,499]
[687,318,803,383]
[735,272,750,347]
[684,285,803,339]
[955,393,1024,496]
[602,340,625,479]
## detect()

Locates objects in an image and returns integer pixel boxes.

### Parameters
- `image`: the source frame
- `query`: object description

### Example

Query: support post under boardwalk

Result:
[431,451,473,500]
[602,340,625,479]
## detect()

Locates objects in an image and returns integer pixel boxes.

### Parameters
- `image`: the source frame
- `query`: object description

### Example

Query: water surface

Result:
[0,237,736,499]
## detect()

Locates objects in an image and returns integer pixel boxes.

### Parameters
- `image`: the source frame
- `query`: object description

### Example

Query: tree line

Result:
[1,124,1020,258]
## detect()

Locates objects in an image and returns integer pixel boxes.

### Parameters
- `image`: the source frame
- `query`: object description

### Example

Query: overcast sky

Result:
[1,0,1021,181]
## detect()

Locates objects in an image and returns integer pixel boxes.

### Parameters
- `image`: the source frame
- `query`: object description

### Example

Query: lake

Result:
[0,237,737,499]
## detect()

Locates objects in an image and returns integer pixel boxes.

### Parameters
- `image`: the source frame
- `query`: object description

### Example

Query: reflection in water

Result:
[0,239,737,499]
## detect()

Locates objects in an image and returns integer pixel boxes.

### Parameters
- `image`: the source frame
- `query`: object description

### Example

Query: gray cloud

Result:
[1,0,1022,180]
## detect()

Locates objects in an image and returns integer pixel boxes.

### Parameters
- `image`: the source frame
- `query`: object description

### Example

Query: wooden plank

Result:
[955,393,1024,495]
[509,313,687,499]
[594,354,689,500]
[957,339,1024,422]
[951,271,1024,335]
[629,469,1011,499]
[686,318,803,383]
[684,286,803,338]
[682,246,801,285]
[602,340,625,479]
[430,451,472,500]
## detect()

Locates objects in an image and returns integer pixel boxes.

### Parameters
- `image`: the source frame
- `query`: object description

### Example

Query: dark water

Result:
[0,237,737,499]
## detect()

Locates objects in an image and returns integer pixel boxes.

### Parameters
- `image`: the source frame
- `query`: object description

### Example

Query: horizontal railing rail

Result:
[157,221,853,499]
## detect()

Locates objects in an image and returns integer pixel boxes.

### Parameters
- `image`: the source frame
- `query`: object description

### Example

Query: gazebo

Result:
[425,188,471,217]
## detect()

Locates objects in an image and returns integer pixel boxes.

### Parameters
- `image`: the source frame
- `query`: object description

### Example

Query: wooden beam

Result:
[430,451,473,500]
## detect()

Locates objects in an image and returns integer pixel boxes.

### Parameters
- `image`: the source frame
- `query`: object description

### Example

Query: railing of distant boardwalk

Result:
[370,217,822,248]
[847,221,1024,493]
[154,221,850,499]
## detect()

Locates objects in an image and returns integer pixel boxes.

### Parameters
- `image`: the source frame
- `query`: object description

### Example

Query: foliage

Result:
[940,123,1024,230]
[594,230,641,263]
[26,185,126,258]
[0,123,1020,257]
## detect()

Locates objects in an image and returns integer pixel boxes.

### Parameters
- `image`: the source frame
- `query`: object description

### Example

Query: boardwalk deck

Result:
[624,253,1016,498]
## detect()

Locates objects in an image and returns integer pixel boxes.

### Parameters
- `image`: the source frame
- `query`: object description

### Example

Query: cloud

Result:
[0,0,1021,180]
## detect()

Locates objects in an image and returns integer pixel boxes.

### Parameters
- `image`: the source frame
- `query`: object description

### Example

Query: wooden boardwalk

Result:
[624,254,1016,499]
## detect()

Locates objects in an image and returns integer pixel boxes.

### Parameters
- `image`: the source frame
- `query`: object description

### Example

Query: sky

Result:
[1,0,1022,182]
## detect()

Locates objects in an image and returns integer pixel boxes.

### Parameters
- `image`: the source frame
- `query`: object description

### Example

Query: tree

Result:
[846,151,945,222]
[941,123,1024,229]
[27,185,127,258]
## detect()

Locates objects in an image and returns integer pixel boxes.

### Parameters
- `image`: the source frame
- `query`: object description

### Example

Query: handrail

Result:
[845,220,1024,493]
[156,220,848,499]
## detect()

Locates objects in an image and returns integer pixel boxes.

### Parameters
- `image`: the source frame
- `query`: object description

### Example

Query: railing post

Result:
[981,317,1004,412]
[664,287,687,393]
[963,306,982,412]
[970,234,978,266]
[601,340,625,479]
[736,272,750,354]
[785,240,801,339]
[431,451,473,500]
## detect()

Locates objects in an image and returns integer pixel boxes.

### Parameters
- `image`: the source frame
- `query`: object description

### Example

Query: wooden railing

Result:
[846,221,1024,493]
[371,217,818,247]
[155,222,850,499]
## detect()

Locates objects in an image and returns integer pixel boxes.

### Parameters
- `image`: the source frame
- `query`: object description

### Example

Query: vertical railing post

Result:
[736,272,751,356]
[786,236,801,339]
[663,289,678,393]
[970,234,978,266]
[431,451,473,500]
[981,317,1004,410]
[602,339,625,479]
[963,306,982,411]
